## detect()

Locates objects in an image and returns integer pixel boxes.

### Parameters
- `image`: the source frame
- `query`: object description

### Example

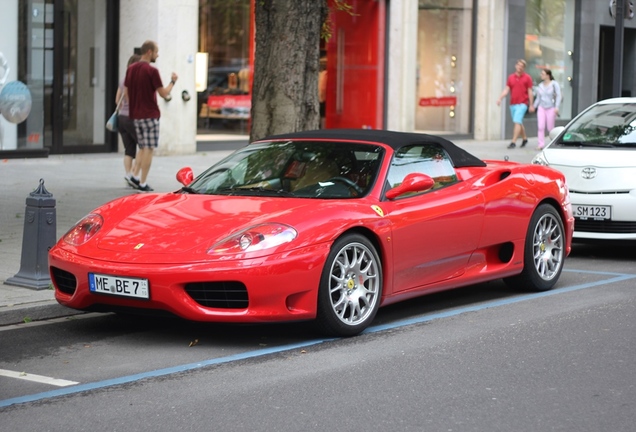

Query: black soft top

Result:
[260,129,486,168]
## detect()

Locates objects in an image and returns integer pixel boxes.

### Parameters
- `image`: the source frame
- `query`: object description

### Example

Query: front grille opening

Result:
[575,219,636,234]
[570,190,630,195]
[51,267,77,295]
[184,281,248,309]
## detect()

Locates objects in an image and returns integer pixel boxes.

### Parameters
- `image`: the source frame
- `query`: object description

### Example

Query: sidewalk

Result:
[0,134,539,326]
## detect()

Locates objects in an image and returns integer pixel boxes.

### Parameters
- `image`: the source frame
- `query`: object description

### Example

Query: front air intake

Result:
[184,281,249,309]
[51,267,77,295]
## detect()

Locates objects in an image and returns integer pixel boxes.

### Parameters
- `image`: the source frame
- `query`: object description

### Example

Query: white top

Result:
[534,80,562,109]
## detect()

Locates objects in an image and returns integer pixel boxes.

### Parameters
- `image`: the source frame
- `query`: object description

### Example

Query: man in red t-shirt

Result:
[496,59,535,149]
[124,40,178,191]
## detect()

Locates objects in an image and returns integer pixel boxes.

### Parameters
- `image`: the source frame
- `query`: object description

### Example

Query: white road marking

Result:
[0,369,79,387]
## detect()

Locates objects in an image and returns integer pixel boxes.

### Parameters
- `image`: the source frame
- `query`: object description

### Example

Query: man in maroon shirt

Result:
[496,59,535,149]
[125,40,178,191]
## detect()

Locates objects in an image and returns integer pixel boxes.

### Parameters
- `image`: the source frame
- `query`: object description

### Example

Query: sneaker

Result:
[521,139,528,148]
[507,142,516,149]
[125,176,138,188]
[137,184,154,192]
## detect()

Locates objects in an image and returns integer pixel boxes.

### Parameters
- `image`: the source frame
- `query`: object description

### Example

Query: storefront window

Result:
[415,0,473,135]
[198,0,252,135]
[14,0,109,153]
[0,0,49,152]
[525,0,574,119]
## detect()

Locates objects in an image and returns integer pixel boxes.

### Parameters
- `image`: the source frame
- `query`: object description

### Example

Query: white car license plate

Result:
[89,273,149,299]
[573,205,611,220]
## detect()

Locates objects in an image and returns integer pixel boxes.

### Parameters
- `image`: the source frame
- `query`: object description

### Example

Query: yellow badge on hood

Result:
[371,205,384,217]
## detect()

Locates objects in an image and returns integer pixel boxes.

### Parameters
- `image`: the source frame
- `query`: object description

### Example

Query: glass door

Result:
[525,0,575,120]
[50,0,110,154]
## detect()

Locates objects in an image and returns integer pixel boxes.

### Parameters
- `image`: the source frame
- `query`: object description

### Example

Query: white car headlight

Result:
[532,152,549,166]
[209,223,297,255]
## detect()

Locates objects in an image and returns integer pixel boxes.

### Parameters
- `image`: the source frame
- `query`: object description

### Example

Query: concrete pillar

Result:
[474,0,507,141]
[386,0,418,132]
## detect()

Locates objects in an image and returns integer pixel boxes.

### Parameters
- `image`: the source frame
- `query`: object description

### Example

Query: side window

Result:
[386,143,458,190]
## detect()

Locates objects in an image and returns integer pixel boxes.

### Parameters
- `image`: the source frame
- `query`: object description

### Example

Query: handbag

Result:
[106,95,124,132]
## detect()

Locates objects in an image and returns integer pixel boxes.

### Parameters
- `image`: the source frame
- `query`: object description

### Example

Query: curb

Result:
[0,301,85,327]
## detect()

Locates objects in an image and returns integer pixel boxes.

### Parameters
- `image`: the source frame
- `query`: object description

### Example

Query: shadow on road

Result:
[569,240,636,261]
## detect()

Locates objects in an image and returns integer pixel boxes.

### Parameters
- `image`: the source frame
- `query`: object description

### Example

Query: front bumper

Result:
[49,243,330,323]
[570,191,636,240]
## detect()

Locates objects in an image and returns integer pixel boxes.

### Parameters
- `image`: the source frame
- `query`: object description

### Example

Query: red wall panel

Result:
[325,0,386,130]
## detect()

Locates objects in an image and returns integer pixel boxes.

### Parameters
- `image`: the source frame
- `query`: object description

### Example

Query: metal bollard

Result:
[5,179,56,290]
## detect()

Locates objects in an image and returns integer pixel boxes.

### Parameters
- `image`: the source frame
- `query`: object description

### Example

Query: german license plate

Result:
[89,273,149,299]
[573,205,611,220]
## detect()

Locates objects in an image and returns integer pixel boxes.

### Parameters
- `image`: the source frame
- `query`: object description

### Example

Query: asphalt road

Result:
[1,242,635,431]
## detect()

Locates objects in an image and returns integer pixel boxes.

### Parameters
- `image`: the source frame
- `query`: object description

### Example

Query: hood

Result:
[95,193,325,254]
[542,148,636,192]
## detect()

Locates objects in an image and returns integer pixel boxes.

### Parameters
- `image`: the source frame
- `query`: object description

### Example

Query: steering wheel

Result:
[326,177,364,195]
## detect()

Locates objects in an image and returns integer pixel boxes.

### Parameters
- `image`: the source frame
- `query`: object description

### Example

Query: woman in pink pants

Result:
[533,69,562,149]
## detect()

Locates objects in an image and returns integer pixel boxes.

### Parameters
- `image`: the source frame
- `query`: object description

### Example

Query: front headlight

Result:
[209,223,297,255]
[532,152,549,166]
[63,214,104,246]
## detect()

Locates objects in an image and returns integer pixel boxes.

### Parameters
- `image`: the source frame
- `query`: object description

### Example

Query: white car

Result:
[532,97,636,240]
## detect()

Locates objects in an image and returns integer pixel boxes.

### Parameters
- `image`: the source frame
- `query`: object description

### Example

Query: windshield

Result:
[556,102,636,148]
[186,140,384,198]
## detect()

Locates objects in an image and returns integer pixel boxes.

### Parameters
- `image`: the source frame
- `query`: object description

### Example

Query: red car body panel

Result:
[49,130,574,325]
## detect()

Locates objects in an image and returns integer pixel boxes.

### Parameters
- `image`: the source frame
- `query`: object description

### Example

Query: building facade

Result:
[1,0,635,158]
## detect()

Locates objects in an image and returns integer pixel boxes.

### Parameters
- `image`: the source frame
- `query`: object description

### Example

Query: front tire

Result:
[315,234,382,337]
[505,203,566,291]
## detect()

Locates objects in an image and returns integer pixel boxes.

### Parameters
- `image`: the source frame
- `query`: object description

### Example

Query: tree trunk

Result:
[250,0,328,142]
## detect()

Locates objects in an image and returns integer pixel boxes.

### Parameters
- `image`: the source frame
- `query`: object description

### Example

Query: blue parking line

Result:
[366,269,636,333]
[1,268,634,409]
[0,338,335,409]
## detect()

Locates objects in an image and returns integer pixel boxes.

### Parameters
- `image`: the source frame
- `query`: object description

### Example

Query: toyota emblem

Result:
[581,167,597,179]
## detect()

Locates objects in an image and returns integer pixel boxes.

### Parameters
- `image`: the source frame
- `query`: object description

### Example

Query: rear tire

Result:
[505,203,565,291]
[315,234,382,337]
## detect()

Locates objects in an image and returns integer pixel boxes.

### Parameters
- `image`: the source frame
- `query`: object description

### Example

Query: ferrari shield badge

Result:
[371,205,384,217]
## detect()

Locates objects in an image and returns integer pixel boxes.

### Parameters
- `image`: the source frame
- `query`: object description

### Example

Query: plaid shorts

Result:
[133,118,160,149]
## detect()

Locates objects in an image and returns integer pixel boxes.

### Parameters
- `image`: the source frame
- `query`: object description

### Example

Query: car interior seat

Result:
[289,155,341,191]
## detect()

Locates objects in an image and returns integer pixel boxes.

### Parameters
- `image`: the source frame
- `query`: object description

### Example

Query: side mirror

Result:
[176,167,194,186]
[548,126,565,142]
[385,173,435,199]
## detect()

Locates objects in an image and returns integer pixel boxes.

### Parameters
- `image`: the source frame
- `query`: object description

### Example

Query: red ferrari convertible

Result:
[49,129,574,336]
